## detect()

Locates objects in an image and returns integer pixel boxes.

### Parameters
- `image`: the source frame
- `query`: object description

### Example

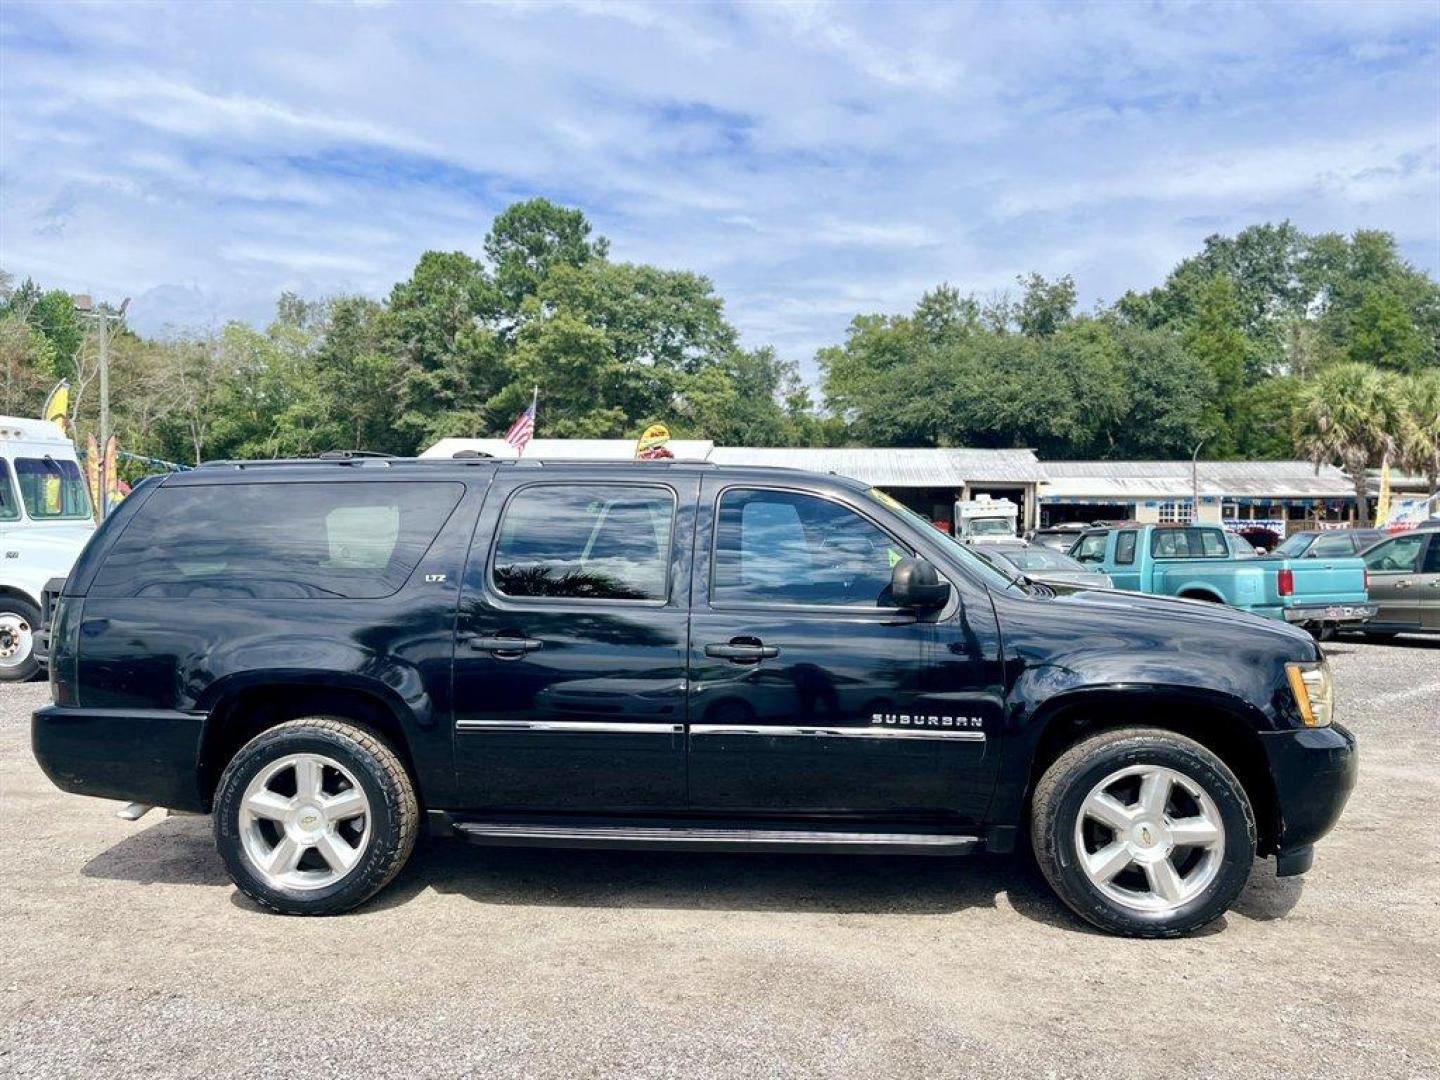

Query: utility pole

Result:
[1190,439,1206,524]
[73,295,131,516]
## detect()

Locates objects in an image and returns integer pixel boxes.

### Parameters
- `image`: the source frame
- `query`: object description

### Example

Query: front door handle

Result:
[1394,580,1411,589]
[470,635,543,656]
[705,642,780,662]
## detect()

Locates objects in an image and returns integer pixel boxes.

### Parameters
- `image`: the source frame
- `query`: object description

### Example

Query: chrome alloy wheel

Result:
[1074,764,1225,914]
[0,612,33,669]
[238,753,372,891]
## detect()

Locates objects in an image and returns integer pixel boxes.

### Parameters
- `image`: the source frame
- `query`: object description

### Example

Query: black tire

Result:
[0,596,41,683]
[1030,727,1256,938]
[213,717,419,915]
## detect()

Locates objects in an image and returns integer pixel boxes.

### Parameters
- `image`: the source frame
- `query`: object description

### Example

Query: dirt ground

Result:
[2,635,1438,1079]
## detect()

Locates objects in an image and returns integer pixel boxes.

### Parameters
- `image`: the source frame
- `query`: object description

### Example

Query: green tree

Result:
[311,297,408,454]
[1296,363,1405,523]
[1345,288,1425,371]
[1015,273,1076,338]
[485,198,608,316]
[1179,276,1247,456]
[1397,370,1440,492]
[26,289,84,381]
[388,250,504,448]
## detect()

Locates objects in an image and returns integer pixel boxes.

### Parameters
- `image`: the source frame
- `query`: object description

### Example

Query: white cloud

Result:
[0,0,1435,366]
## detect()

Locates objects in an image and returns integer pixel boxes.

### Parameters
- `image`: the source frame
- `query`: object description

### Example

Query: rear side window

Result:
[491,484,674,602]
[1152,528,1227,558]
[1114,530,1137,565]
[1309,533,1357,557]
[90,481,463,599]
[1424,538,1440,575]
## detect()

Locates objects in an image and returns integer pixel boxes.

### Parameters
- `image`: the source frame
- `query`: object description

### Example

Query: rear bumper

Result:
[31,705,208,812]
[1259,722,1358,864]
[1281,603,1377,625]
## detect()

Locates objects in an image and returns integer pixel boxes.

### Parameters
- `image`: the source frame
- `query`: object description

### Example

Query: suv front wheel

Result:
[1030,728,1256,937]
[213,717,419,915]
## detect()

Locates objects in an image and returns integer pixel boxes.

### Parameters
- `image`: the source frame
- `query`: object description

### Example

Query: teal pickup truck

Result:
[1068,524,1376,635]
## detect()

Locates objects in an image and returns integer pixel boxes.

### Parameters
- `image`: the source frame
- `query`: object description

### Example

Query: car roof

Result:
[165,456,876,493]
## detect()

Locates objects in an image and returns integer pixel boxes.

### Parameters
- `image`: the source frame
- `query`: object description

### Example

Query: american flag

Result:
[504,388,537,455]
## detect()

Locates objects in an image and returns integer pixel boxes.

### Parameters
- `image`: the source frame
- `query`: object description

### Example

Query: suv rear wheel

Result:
[1030,727,1255,937]
[213,717,418,915]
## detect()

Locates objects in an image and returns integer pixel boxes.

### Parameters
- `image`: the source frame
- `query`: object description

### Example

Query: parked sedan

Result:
[1350,530,1440,637]
[1273,528,1387,559]
[977,544,1113,589]
[1029,525,1090,551]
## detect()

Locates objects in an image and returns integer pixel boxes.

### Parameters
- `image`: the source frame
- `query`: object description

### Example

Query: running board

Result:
[449,821,981,856]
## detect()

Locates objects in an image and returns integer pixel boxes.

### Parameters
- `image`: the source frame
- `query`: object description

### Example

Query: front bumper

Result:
[31,705,208,812]
[1282,603,1377,625]
[1259,721,1358,866]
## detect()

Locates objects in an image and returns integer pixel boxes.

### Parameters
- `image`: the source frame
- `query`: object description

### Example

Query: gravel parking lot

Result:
[2,637,1438,1080]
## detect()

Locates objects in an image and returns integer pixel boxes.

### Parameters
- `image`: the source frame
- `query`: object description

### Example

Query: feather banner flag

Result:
[42,381,69,434]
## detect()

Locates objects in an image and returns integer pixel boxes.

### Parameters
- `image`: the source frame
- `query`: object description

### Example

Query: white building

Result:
[422,438,1361,535]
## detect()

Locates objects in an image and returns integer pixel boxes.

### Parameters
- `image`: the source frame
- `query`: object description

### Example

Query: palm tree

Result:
[1397,371,1440,495]
[1295,363,1404,524]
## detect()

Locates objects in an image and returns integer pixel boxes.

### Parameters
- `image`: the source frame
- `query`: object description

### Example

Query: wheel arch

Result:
[196,674,422,811]
[1020,688,1282,854]
[1176,587,1226,604]
[0,585,41,611]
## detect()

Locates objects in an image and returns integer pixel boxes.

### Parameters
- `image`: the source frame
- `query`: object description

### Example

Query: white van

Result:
[0,416,95,681]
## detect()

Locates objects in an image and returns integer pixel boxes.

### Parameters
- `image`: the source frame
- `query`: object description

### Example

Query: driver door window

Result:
[712,489,907,608]
[1073,532,1108,564]
[1364,535,1423,574]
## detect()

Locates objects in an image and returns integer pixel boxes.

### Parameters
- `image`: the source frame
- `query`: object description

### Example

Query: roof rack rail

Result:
[316,449,397,460]
[197,456,397,469]
[492,458,718,468]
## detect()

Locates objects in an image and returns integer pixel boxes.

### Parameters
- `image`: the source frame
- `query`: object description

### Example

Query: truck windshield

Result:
[864,489,1025,593]
[15,457,93,520]
[968,518,1014,536]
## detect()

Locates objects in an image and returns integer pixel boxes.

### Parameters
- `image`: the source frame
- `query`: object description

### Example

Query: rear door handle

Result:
[470,636,543,655]
[705,642,780,661]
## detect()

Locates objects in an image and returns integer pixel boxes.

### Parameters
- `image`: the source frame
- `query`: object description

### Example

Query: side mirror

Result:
[891,556,951,611]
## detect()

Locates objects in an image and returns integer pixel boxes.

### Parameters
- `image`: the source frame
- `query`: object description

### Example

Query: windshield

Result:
[1272,533,1311,558]
[967,517,1014,536]
[1004,548,1087,572]
[15,457,93,520]
[865,489,1025,593]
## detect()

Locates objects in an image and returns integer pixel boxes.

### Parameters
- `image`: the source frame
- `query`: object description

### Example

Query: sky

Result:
[1,0,1438,381]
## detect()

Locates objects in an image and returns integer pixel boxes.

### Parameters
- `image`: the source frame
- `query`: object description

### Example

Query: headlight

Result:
[1286,660,1334,727]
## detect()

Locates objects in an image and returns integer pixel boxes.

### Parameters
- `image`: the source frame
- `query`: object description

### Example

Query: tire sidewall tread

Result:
[213,716,418,916]
[0,596,42,683]
[1031,727,1256,938]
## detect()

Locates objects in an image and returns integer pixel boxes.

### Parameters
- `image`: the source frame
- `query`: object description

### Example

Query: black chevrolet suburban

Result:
[32,457,1357,936]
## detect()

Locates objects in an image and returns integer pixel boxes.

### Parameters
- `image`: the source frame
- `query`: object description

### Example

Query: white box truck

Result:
[954,494,1021,545]
[0,416,95,681]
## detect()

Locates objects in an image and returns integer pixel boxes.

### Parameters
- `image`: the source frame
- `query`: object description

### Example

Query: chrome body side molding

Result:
[689,724,986,742]
[456,719,683,734]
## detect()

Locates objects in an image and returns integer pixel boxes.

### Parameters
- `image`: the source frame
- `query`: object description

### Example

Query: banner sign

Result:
[1222,518,1284,535]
